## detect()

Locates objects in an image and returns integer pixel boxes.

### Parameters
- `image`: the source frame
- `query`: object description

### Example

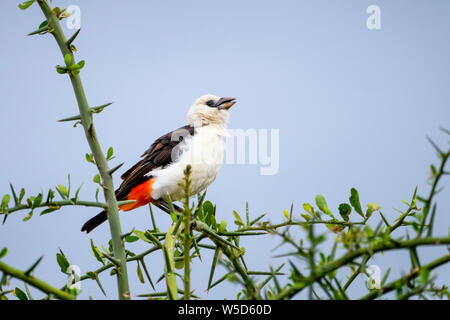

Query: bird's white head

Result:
[187,94,236,128]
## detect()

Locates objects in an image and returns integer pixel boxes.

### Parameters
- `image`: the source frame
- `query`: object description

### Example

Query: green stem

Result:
[183,219,191,300]
[343,254,370,291]
[0,260,75,300]
[36,0,129,299]
[183,213,191,300]
[1,199,106,215]
[163,222,178,300]
[182,166,192,300]
[245,220,364,231]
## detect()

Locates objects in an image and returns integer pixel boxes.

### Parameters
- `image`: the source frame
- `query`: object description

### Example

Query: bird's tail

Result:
[81,178,156,233]
[81,210,107,233]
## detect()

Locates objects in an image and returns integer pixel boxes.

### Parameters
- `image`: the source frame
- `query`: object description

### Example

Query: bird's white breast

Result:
[150,125,226,201]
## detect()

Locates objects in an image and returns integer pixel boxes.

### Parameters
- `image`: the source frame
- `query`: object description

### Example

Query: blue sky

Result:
[0,0,449,299]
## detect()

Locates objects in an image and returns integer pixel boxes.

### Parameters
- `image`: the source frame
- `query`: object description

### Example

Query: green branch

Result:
[245,220,365,231]
[1,200,104,216]
[0,260,75,300]
[275,236,450,299]
[1,199,135,216]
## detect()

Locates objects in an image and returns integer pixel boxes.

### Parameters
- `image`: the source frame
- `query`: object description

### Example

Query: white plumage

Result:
[151,94,233,201]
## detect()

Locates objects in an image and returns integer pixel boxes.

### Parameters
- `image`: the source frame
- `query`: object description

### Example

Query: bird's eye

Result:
[206,100,215,107]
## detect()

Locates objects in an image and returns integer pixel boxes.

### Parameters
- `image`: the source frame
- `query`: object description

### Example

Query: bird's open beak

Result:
[216,97,236,110]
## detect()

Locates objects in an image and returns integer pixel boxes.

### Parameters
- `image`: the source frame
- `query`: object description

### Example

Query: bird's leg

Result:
[152,199,183,213]
[153,199,196,231]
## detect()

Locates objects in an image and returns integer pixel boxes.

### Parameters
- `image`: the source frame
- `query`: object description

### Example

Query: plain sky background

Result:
[0,0,449,299]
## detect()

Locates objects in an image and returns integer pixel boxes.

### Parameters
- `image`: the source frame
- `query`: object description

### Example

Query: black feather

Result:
[81,125,195,233]
[81,210,107,233]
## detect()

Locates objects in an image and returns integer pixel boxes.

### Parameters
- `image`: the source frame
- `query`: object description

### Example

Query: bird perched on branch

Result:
[81,94,236,233]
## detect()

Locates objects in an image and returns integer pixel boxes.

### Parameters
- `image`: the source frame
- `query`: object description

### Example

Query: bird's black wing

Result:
[115,125,195,200]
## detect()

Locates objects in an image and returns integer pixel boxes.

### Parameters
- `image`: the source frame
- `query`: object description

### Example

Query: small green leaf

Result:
[64,54,72,67]
[174,250,184,269]
[218,219,227,233]
[303,203,313,214]
[125,235,139,243]
[56,67,67,74]
[301,214,311,222]
[40,207,59,216]
[411,186,418,207]
[349,188,364,218]
[77,60,85,69]
[56,251,69,274]
[133,230,152,243]
[52,6,62,16]
[19,188,26,203]
[1,194,10,208]
[14,287,28,300]
[327,224,345,234]
[18,1,35,10]
[90,239,105,265]
[93,174,101,185]
[203,201,216,227]
[202,201,214,216]
[56,185,69,199]
[69,63,80,71]
[46,189,55,203]
[430,164,437,176]
[106,147,114,160]
[366,202,380,219]
[1,273,7,286]
[22,211,33,222]
[38,20,48,29]
[283,209,290,220]
[233,210,244,226]
[338,203,352,222]
[137,262,145,284]
[0,247,7,259]
[32,193,43,208]
[315,195,334,217]
[85,153,94,164]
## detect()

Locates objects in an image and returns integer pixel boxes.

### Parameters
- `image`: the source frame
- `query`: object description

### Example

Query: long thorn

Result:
[426,136,443,156]
[24,256,44,276]
[139,258,155,291]
[9,182,19,206]
[57,102,113,122]
[439,127,450,135]
[27,26,49,36]
[108,162,124,176]
[66,28,81,47]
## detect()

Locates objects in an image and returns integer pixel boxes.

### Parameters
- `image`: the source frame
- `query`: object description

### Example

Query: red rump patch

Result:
[119,178,155,211]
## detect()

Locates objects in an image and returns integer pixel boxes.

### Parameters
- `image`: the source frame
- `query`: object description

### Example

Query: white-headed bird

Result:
[81,94,236,233]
